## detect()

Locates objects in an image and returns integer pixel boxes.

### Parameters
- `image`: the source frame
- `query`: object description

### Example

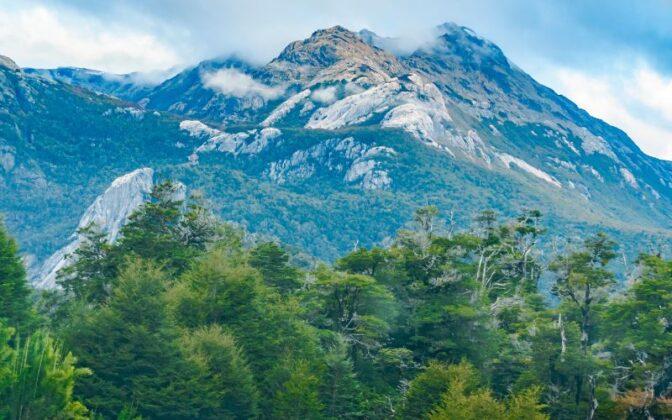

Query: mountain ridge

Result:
[2,22,672,282]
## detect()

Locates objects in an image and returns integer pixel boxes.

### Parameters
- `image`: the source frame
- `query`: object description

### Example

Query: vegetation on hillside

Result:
[1,183,672,419]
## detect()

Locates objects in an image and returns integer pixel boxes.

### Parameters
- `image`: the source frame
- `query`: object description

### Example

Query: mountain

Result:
[2,23,672,286]
[22,66,171,102]
[147,24,672,228]
[0,54,197,262]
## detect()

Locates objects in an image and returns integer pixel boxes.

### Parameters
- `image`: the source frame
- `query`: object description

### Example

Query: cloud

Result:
[628,68,672,123]
[543,64,672,160]
[311,86,338,104]
[0,4,180,73]
[125,67,184,86]
[201,68,284,100]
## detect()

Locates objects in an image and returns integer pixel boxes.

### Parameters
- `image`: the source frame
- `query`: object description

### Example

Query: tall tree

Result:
[62,260,206,418]
[0,221,35,334]
[57,223,118,304]
[605,254,672,417]
[249,242,302,293]
[182,325,260,419]
[550,232,616,419]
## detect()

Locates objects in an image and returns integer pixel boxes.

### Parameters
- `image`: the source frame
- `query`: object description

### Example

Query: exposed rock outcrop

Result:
[32,168,154,289]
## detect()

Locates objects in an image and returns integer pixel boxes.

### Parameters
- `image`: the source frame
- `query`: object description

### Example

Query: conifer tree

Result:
[0,222,35,334]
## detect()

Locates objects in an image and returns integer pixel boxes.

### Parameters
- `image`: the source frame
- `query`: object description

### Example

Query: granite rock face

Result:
[33,168,155,289]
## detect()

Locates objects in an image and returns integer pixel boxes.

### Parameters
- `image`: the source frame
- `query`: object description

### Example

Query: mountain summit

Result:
[267,25,404,85]
[0,55,19,71]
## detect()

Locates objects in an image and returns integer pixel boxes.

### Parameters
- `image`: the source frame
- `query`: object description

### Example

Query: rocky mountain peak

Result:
[267,25,405,85]
[275,25,367,67]
[429,22,511,69]
[0,55,20,72]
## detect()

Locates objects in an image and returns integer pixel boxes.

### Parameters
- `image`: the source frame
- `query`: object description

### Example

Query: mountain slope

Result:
[0,55,196,261]
[22,67,167,102]
[2,23,672,283]
[143,24,672,230]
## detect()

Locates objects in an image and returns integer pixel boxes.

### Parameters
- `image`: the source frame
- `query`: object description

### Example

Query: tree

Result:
[62,260,206,418]
[605,254,672,417]
[402,361,475,419]
[311,267,395,361]
[169,248,261,329]
[0,222,35,334]
[320,336,362,418]
[182,325,259,419]
[169,246,323,416]
[514,315,595,419]
[249,242,302,293]
[57,223,119,304]
[426,361,547,420]
[335,247,389,277]
[551,232,616,353]
[117,181,197,274]
[550,232,616,419]
[272,360,324,419]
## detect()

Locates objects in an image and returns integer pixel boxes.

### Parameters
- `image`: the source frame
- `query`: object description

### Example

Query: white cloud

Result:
[201,68,284,100]
[628,68,672,122]
[541,64,672,160]
[311,86,338,104]
[0,5,181,73]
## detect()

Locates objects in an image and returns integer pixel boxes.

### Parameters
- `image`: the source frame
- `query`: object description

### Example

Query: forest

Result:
[1,181,671,419]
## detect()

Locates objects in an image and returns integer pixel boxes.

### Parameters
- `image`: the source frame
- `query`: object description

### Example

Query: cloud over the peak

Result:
[311,86,338,104]
[201,68,284,100]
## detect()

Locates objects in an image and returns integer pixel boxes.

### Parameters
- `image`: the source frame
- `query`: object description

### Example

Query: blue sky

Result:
[1,0,671,159]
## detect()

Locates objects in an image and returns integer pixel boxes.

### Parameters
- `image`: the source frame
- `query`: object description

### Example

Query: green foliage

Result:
[310,267,396,361]
[182,325,259,419]
[320,336,363,418]
[604,255,672,416]
[402,360,479,419]
[61,260,206,418]
[0,222,35,334]
[271,360,324,419]
[169,248,261,328]
[0,322,89,419]
[57,224,118,304]
[249,241,302,293]
[5,187,672,418]
[117,181,196,274]
[427,362,547,420]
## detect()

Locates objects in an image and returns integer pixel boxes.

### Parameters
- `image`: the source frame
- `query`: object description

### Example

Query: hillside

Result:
[2,23,672,279]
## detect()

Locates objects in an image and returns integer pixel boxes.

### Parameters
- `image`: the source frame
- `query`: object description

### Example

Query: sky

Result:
[1,0,671,160]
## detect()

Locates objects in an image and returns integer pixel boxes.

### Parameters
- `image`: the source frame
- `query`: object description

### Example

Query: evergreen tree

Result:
[426,361,547,420]
[117,181,195,274]
[0,222,35,334]
[272,360,324,419]
[62,260,206,418]
[320,336,362,418]
[182,325,260,419]
[57,223,119,304]
[249,242,302,293]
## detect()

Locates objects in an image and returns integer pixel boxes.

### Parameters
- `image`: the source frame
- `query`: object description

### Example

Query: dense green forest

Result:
[1,182,672,419]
